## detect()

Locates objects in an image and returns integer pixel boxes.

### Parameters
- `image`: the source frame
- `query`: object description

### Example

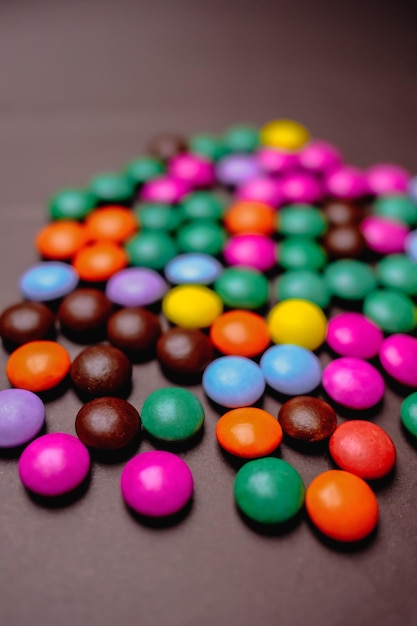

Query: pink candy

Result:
[236,177,284,207]
[366,163,411,195]
[327,312,383,359]
[257,148,300,174]
[322,357,385,410]
[141,176,190,203]
[280,172,323,204]
[169,153,215,188]
[299,140,342,174]
[379,334,417,387]
[324,165,368,200]
[361,215,408,254]
[223,233,277,271]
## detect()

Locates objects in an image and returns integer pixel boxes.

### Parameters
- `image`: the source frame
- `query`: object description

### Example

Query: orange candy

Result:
[85,206,138,243]
[223,200,276,235]
[6,340,71,392]
[305,470,379,542]
[36,220,88,260]
[73,241,128,282]
[216,407,283,458]
[210,310,270,357]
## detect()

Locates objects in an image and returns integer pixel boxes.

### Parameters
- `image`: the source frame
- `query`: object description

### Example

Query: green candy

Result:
[89,172,135,204]
[376,254,417,296]
[134,202,183,232]
[400,393,417,438]
[124,157,164,185]
[177,220,227,255]
[234,457,305,525]
[180,191,226,221]
[214,267,269,309]
[224,125,259,153]
[141,387,205,441]
[48,188,96,220]
[373,195,417,226]
[275,270,330,308]
[189,134,229,161]
[279,205,327,238]
[126,231,178,270]
[324,259,377,300]
[279,237,327,271]
[363,289,416,333]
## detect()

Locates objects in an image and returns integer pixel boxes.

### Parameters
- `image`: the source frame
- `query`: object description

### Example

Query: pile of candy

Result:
[1,119,417,543]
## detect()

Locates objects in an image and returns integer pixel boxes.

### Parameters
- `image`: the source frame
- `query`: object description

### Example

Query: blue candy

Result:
[202,356,265,408]
[260,344,322,395]
[165,253,223,285]
[20,262,79,301]
[405,229,417,263]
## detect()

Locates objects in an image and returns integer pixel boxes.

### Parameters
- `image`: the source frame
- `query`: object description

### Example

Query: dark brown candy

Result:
[75,396,141,450]
[156,327,214,376]
[323,225,366,259]
[322,200,364,226]
[70,344,132,397]
[0,301,55,346]
[58,288,113,340]
[278,396,337,443]
[146,132,187,161]
[107,307,162,354]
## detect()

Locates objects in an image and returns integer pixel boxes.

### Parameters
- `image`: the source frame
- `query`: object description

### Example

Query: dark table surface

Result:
[1,2,417,625]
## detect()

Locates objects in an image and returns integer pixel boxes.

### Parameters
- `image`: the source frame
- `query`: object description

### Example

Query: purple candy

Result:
[257,148,300,174]
[281,172,323,203]
[366,163,411,195]
[299,140,342,174]
[236,177,284,207]
[140,176,190,204]
[106,267,168,307]
[322,357,385,410]
[169,153,215,188]
[19,433,90,496]
[120,450,194,517]
[0,388,45,448]
[216,154,262,187]
[324,165,368,200]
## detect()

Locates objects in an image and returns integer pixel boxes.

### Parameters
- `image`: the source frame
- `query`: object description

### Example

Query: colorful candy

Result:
[216,408,282,458]
[322,357,385,410]
[223,233,276,271]
[202,356,265,408]
[105,267,168,307]
[163,284,223,328]
[260,344,322,396]
[164,253,223,285]
[379,334,417,386]
[0,389,45,448]
[278,396,337,443]
[141,387,204,441]
[267,299,327,351]
[326,312,383,359]
[6,341,71,392]
[20,262,79,301]
[210,310,270,357]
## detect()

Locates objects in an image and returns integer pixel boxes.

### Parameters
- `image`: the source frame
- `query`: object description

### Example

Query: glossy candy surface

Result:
[216,408,282,458]
[326,312,383,359]
[223,234,276,271]
[141,387,204,441]
[236,177,283,207]
[373,195,417,226]
[275,270,330,309]
[70,345,132,397]
[363,289,415,333]
[0,389,45,448]
[322,357,385,409]
[85,206,137,243]
[260,119,309,151]
[73,242,128,282]
[20,262,79,302]
[0,302,55,346]
[210,310,270,357]
[379,334,417,387]
[360,216,408,254]
[324,166,368,200]
[375,254,417,296]
[58,288,113,339]
[76,397,141,450]
[267,299,327,350]
[169,153,214,188]
[260,344,322,396]
[48,188,95,221]
[107,307,162,354]
[214,267,269,309]
[224,200,276,236]
[105,267,168,307]
[135,202,183,232]
[124,156,164,186]
[216,154,262,187]
[324,260,377,301]
[125,231,178,270]
[140,176,189,204]
[89,172,134,205]
[164,253,223,285]
[279,237,327,272]
[156,327,213,376]
[177,220,226,255]
[6,341,71,392]
[278,396,337,443]
[36,220,88,260]
[162,285,223,328]
[180,191,225,221]
[202,356,265,408]
[400,393,417,438]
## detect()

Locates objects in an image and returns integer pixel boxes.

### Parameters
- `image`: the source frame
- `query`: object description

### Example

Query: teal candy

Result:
[48,188,96,221]
[124,157,165,185]
[375,254,417,296]
[134,203,183,231]
[180,191,226,221]
[125,232,178,270]
[275,270,330,308]
[89,172,135,204]
[141,387,205,441]
[373,195,417,226]
[190,134,229,161]
[324,259,377,300]
[363,289,416,333]
[279,205,327,238]
[279,237,327,271]
[224,125,259,153]
[214,267,269,309]
[177,220,227,255]
[400,393,417,438]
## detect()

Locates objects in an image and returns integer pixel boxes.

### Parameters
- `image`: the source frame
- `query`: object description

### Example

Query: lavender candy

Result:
[0,388,45,448]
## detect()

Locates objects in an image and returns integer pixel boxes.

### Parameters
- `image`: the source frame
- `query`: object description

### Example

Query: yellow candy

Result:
[162,285,223,328]
[260,119,310,151]
[267,299,327,350]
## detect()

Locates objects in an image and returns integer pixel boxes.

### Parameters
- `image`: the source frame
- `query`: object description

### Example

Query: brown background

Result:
[1,1,417,625]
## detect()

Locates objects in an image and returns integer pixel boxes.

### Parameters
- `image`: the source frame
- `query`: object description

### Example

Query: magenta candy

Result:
[236,177,284,207]
[223,234,277,271]
[169,153,215,188]
[120,450,193,517]
[326,312,383,359]
[299,140,342,174]
[280,172,323,203]
[216,154,262,187]
[360,215,408,254]
[379,334,417,387]
[323,357,385,409]
[106,267,168,307]
[257,148,300,174]
[140,176,190,203]
[325,165,368,200]
[18,433,90,497]
[366,163,411,195]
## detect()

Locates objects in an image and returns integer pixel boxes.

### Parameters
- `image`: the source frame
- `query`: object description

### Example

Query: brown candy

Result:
[324,225,366,259]
[322,200,364,226]
[0,301,55,346]
[75,397,141,450]
[107,307,162,353]
[278,396,337,443]
[156,327,214,376]
[58,288,113,340]
[70,344,132,397]
[146,132,187,161]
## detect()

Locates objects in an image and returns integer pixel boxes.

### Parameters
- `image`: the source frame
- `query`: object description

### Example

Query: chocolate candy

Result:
[70,344,132,397]
[0,301,55,346]
[278,396,337,443]
[75,397,141,450]
[156,327,213,376]
[58,288,113,340]
[146,132,187,161]
[322,200,363,226]
[324,225,366,259]
[107,307,162,354]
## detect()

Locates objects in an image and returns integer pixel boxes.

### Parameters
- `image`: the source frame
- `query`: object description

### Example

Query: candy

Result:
[89,172,135,205]
[168,153,215,188]
[280,172,323,204]
[275,270,330,309]
[189,134,228,161]
[279,205,327,238]
[236,177,284,207]
[85,206,137,243]
[216,154,262,187]
[260,344,322,396]
[267,299,327,351]
[405,229,417,262]
[324,165,368,200]
[322,199,364,225]
[156,327,213,376]
[360,215,408,254]
[176,219,227,255]
[373,195,417,226]
[257,147,299,173]
[223,125,259,153]
[35,220,88,260]
[105,267,168,307]
[73,241,128,282]
[324,259,377,301]
[299,140,342,173]
[278,396,336,443]
[146,132,187,161]
[366,163,410,195]
[202,356,265,408]
[223,200,276,236]
[363,289,415,333]
[162,284,223,328]
[20,262,79,302]
[400,393,417,438]
[323,225,366,259]
[141,387,204,441]
[379,334,417,387]
[6,341,71,392]
[322,357,385,409]
[223,234,276,271]
[125,231,178,270]
[216,408,282,458]
[279,237,327,271]
[107,307,162,354]
[375,254,417,296]
[180,191,225,221]
[234,457,305,524]
[164,253,223,285]
[0,389,45,448]
[58,288,113,340]
[18,433,90,497]
[0,302,55,346]
[70,345,132,397]
[214,267,269,310]
[210,310,270,357]
[260,119,309,151]
[140,176,189,204]
[120,451,193,517]
[48,188,95,221]
[75,397,141,450]
[326,312,383,359]
[124,156,165,186]
[135,202,183,232]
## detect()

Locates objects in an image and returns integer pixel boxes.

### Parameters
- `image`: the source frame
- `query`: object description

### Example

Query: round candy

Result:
[324,166,368,200]
[146,132,187,161]
[125,231,178,270]
[260,119,309,151]
[234,457,305,524]
[202,356,265,408]
[189,133,228,161]
[257,147,299,174]
[120,450,193,517]
[279,205,327,238]
[405,229,417,263]
[124,156,165,186]
[89,172,135,204]
[275,270,330,309]
[216,154,262,187]
[135,202,183,232]
[223,234,276,271]
[169,153,214,188]
[322,200,364,226]
[48,188,95,221]
[6,341,71,392]
[107,307,162,354]
[214,267,269,310]
[210,310,270,357]
[260,344,322,396]
[176,220,227,256]
[267,299,327,351]
[58,288,113,339]
[140,176,189,204]
[0,389,45,448]
[363,289,415,333]
[85,206,137,243]
[329,421,396,480]
[278,396,336,443]
[105,267,168,307]
[156,327,214,376]
[299,140,342,173]
[305,470,379,542]
[141,387,204,441]
[164,253,223,285]
[75,397,141,450]
[20,262,79,302]
[73,241,128,282]
[373,195,417,227]
[223,124,259,153]
[70,345,132,397]
[324,259,377,301]
[236,177,284,207]
[360,215,408,254]
[323,225,366,259]
[366,163,410,195]
[0,302,55,346]
[19,433,90,497]
[216,408,282,458]
[400,393,417,438]
[376,254,417,296]
[379,334,417,387]
[36,220,88,260]
[279,237,327,272]
[280,173,323,204]
[224,200,276,236]
[162,285,223,328]
[180,191,225,221]
[326,312,383,359]
[322,357,385,410]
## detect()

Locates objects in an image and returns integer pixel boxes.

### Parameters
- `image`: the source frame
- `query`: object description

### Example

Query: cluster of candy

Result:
[1,119,417,543]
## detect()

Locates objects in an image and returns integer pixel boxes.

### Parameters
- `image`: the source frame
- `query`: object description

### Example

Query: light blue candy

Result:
[165,253,223,285]
[405,230,417,263]
[20,262,79,301]
[202,356,265,408]
[260,344,322,396]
